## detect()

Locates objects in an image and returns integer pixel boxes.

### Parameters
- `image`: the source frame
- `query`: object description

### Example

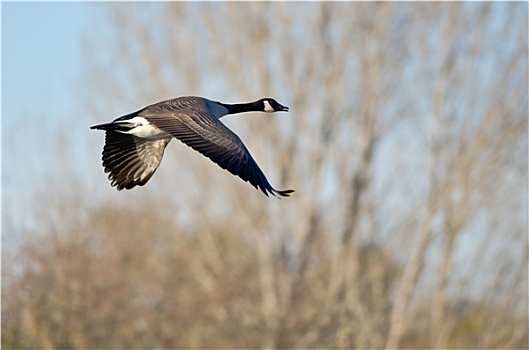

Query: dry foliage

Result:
[3,2,527,349]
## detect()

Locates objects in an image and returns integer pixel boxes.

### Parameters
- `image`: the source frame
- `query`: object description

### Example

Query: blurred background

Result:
[2,2,527,349]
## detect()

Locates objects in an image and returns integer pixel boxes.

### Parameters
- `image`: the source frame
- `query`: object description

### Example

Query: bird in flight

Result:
[90,96,294,197]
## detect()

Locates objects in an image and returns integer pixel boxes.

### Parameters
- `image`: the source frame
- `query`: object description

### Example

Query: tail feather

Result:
[90,121,135,132]
[90,122,116,130]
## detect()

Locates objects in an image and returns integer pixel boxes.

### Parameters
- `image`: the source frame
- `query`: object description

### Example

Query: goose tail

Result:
[90,122,116,131]
[90,121,135,132]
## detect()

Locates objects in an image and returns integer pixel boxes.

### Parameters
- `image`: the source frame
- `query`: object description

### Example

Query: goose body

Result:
[90,96,294,197]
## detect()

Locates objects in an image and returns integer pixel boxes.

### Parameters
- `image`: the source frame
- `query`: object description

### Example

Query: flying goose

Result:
[90,96,294,197]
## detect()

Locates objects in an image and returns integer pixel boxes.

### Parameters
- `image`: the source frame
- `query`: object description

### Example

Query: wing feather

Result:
[144,111,293,197]
[101,131,170,190]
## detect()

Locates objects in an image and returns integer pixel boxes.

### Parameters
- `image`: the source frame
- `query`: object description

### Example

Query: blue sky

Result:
[3,3,93,247]
[3,2,88,121]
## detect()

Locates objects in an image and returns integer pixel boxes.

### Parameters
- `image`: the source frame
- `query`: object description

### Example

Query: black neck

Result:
[219,101,262,115]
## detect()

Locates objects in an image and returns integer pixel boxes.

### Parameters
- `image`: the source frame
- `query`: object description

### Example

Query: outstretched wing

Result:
[101,130,171,190]
[145,111,294,197]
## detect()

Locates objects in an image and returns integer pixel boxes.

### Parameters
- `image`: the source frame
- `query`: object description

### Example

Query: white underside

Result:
[117,117,171,140]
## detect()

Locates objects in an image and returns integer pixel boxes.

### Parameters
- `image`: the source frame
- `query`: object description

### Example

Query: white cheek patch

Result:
[263,100,275,112]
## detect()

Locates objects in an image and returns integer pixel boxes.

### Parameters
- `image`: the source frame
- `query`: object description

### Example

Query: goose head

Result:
[261,98,289,113]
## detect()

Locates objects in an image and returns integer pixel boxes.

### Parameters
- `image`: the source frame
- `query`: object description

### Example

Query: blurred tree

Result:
[3,2,527,349]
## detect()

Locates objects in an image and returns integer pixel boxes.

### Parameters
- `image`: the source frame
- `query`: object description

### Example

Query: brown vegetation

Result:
[3,2,527,349]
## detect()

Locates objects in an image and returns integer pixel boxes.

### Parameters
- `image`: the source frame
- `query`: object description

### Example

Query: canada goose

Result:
[90,96,294,197]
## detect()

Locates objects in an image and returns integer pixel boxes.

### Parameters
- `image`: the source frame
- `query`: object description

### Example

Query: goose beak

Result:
[278,104,289,112]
